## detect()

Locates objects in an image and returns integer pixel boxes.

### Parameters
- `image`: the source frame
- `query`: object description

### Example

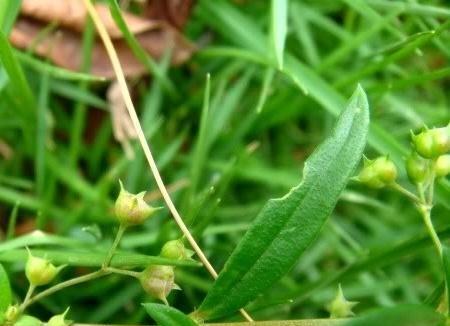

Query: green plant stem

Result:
[105,266,140,278]
[103,223,127,268]
[391,183,420,202]
[419,204,443,259]
[416,181,442,259]
[22,270,109,310]
[18,284,35,312]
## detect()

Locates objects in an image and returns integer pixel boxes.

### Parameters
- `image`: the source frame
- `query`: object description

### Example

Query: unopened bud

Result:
[326,284,358,318]
[114,181,162,226]
[435,154,450,177]
[412,124,450,159]
[160,239,194,260]
[4,304,19,323]
[139,265,180,305]
[47,308,71,326]
[25,249,65,286]
[356,156,397,188]
[405,152,430,184]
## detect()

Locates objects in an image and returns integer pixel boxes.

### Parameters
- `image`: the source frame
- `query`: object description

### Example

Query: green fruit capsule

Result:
[160,239,194,260]
[405,152,430,184]
[412,130,435,158]
[356,156,397,188]
[25,249,65,287]
[114,180,162,226]
[47,308,71,326]
[139,265,180,305]
[326,284,358,318]
[412,124,450,158]
[435,154,450,177]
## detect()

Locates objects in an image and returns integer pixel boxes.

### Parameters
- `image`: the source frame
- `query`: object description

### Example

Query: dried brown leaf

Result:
[21,0,157,39]
[10,17,194,78]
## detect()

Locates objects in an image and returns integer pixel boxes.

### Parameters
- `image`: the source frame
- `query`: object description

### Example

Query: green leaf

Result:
[143,303,198,326]
[195,86,370,320]
[442,246,450,314]
[0,263,12,312]
[343,305,445,326]
[270,0,288,69]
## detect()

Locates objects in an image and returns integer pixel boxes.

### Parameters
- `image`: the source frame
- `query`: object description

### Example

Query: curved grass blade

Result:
[143,303,198,326]
[442,245,450,314]
[343,304,445,326]
[270,0,288,69]
[0,263,12,312]
[195,85,370,320]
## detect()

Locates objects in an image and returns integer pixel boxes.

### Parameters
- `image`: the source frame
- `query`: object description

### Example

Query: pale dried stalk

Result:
[82,0,253,321]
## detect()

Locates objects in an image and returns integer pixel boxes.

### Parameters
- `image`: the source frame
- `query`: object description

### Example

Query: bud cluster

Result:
[356,156,397,188]
[25,249,65,287]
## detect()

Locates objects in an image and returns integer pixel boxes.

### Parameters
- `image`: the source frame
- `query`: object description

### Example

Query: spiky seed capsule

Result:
[160,239,194,260]
[435,154,450,177]
[139,265,179,305]
[405,152,430,184]
[114,181,161,226]
[326,285,358,318]
[25,249,65,286]
[356,156,397,188]
[47,308,71,326]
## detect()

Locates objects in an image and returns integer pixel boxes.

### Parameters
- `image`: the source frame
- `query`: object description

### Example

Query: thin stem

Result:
[23,270,109,309]
[103,223,127,268]
[419,204,443,259]
[390,183,420,202]
[81,0,253,321]
[18,284,35,312]
[105,267,140,278]
[427,171,436,206]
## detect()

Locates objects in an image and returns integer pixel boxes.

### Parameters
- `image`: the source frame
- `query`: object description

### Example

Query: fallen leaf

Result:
[10,17,194,78]
[144,0,196,29]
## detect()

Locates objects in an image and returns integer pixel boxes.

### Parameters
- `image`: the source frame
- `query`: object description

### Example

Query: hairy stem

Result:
[18,284,35,312]
[391,183,420,202]
[81,0,253,321]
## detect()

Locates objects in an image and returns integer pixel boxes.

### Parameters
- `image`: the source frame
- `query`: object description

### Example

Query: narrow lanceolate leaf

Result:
[442,246,450,314]
[343,305,445,326]
[271,0,288,69]
[143,303,198,326]
[195,86,370,320]
[0,263,12,312]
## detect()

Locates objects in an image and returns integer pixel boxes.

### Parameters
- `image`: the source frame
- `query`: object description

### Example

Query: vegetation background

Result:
[0,0,450,324]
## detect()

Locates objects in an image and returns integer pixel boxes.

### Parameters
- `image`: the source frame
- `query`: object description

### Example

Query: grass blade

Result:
[143,303,198,326]
[343,304,445,326]
[195,86,369,320]
[0,263,11,312]
[270,0,288,69]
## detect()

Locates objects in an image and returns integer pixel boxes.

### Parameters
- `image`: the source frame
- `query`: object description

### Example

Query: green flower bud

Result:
[25,249,65,287]
[435,154,450,177]
[114,181,162,226]
[4,304,19,323]
[326,284,358,318]
[160,239,194,260]
[15,315,42,326]
[405,152,430,184]
[412,124,450,158]
[356,156,397,188]
[139,265,180,305]
[47,308,71,326]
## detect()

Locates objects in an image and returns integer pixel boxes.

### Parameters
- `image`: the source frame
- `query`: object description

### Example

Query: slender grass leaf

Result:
[443,246,450,314]
[256,68,275,113]
[143,303,198,326]
[0,249,200,268]
[270,0,288,69]
[195,86,369,320]
[0,0,21,34]
[343,304,445,326]
[0,263,11,312]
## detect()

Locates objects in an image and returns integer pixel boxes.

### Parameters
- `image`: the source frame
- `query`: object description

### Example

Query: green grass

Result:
[0,0,450,324]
